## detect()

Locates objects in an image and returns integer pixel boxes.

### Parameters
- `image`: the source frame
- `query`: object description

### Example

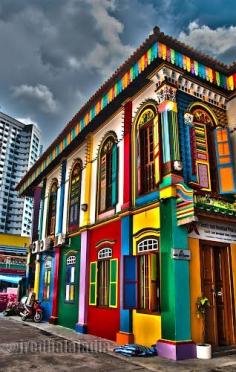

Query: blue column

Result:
[116,215,134,343]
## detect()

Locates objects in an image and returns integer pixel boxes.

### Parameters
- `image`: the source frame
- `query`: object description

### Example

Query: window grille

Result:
[137,238,158,253]
[98,247,112,260]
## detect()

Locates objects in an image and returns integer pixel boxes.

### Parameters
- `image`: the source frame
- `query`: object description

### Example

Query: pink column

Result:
[49,246,60,324]
[121,100,132,210]
[76,230,89,333]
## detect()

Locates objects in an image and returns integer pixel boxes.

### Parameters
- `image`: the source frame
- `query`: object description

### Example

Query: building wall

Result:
[38,252,55,320]
[0,113,41,236]
[87,219,121,341]
[132,205,161,346]
[189,238,202,343]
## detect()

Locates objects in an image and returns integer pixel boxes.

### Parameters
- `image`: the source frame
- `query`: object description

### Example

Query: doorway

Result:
[200,241,235,346]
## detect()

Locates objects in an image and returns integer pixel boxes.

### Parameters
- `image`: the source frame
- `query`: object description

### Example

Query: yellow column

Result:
[82,134,93,226]
[33,254,41,300]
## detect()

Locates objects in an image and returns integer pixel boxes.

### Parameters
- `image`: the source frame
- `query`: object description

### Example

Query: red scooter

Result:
[20,299,43,323]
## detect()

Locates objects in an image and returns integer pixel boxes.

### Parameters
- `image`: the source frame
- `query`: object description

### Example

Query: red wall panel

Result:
[87,219,121,340]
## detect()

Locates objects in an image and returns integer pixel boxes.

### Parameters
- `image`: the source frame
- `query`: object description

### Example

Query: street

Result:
[0,317,236,372]
[0,318,147,372]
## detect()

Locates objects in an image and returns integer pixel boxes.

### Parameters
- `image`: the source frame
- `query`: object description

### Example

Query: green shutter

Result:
[89,262,97,305]
[111,144,118,206]
[100,154,107,212]
[109,258,118,308]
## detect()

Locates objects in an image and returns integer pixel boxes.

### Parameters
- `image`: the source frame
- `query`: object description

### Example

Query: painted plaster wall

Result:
[87,220,121,341]
[132,82,157,119]
[0,234,30,246]
[188,238,202,343]
[132,206,161,346]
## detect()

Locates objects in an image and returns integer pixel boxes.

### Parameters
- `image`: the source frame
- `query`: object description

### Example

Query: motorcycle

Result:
[20,300,43,323]
[3,296,27,317]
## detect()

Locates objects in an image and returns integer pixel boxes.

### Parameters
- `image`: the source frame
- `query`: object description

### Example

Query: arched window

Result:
[137,237,160,312]
[65,254,76,302]
[136,106,159,195]
[47,181,58,236]
[68,161,82,232]
[191,108,216,191]
[43,257,52,300]
[99,136,118,213]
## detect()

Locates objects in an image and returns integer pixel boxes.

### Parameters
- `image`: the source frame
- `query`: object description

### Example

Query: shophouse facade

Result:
[17,27,236,360]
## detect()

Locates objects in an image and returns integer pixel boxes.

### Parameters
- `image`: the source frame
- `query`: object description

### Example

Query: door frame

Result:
[200,240,236,346]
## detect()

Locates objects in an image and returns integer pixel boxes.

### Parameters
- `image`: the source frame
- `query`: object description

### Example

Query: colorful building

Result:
[17,27,236,360]
[0,233,29,288]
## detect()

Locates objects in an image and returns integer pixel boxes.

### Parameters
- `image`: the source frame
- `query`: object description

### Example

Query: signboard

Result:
[189,220,236,243]
[172,249,191,260]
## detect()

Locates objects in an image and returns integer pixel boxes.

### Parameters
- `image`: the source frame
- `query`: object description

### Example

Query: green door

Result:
[58,236,80,329]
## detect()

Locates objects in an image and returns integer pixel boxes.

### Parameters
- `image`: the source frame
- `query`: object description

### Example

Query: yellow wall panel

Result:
[133,311,161,346]
[189,238,203,343]
[133,207,160,236]
[0,234,30,247]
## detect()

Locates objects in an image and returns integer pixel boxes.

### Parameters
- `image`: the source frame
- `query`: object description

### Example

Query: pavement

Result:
[0,314,236,371]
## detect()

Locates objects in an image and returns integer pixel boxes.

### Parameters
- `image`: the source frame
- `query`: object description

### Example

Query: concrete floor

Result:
[0,316,236,371]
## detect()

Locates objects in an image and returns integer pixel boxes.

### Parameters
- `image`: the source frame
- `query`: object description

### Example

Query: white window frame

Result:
[98,247,112,260]
[137,238,159,253]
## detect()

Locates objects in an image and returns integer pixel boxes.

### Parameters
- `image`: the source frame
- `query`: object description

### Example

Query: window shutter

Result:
[214,127,236,194]
[194,123,211,190]
[111,144,118,206]
[124,256,137,309]
[100,154,107,211]
[89,261,97,305]
[109,258,118,308]
[153,117,161,185]
[137,132,141,194]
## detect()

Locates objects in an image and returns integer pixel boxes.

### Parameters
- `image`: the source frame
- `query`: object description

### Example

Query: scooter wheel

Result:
[34,312,42,323]
[21,315,27,321]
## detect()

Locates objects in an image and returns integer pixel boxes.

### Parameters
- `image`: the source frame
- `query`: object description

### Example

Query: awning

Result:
[0,275,23,284]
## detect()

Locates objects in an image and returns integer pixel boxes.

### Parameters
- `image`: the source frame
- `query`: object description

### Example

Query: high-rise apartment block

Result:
[0,112,41,236]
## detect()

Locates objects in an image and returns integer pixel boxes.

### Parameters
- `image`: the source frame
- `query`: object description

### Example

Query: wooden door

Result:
[201,242,235,346]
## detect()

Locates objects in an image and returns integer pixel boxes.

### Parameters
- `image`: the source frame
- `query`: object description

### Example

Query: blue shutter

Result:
[124,256,137,309]
[111,144,118,206]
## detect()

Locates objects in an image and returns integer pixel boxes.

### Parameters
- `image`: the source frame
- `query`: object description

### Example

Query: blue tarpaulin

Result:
[0,275,22,284]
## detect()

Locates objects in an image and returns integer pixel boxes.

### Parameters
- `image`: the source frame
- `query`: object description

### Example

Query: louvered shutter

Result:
[109,259,118,308]
[89,262,97,305]
[100,154,107,211]
[111,144,118,206]
[214,127,236,194]
[124,256,137,309]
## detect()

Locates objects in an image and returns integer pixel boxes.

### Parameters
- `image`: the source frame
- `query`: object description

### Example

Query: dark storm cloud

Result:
[0,0,236,148]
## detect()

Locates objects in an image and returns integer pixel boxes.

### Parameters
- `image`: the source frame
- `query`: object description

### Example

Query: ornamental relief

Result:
[156,84,176,104]
[192,109,214,125]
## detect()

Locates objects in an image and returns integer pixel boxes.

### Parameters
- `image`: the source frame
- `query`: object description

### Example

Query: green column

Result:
[160,197,191,341]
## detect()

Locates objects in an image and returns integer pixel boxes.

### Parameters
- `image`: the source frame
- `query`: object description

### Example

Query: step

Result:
[213,346,236,358]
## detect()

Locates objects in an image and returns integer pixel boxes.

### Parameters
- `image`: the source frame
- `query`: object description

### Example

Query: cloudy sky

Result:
[0,0,236,148]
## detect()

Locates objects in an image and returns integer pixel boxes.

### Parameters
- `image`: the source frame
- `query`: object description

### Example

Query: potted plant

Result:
[196,296,212,359]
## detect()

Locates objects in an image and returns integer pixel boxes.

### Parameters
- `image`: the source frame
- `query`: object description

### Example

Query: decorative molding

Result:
[156,83,177,104]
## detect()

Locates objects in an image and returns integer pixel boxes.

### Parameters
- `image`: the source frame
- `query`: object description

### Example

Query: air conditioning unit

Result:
[39,239,45,252]
[55,233,66,246]
[39,238,53,252]
[31,240,39,254]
